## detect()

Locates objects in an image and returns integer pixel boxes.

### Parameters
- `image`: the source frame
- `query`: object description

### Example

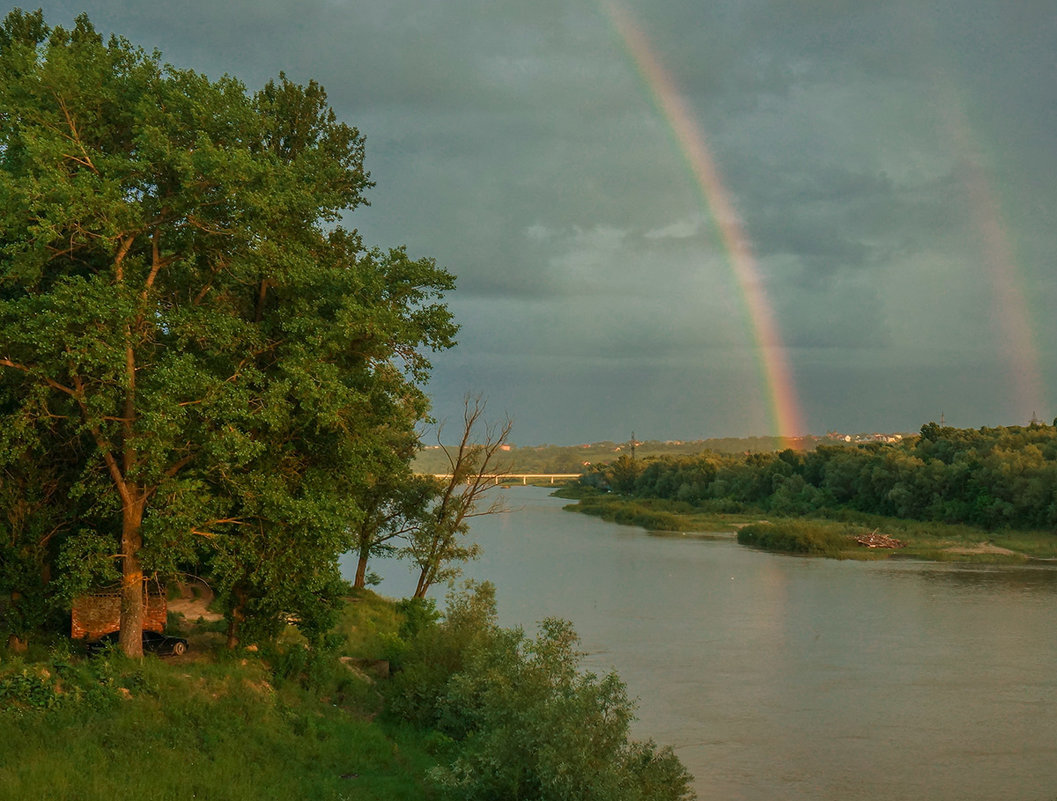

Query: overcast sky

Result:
[11,0,1057,444]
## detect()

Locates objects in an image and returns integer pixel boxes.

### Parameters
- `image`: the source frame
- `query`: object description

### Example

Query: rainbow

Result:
[931,74,1047,422]
[601,1,806,445]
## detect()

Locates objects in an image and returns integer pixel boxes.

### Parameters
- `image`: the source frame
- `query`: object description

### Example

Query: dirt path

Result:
[167,579,224,623]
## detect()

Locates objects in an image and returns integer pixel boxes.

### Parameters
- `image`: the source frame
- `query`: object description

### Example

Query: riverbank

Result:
[0,586,693,801]
[558,491,1057,563]
[0,592,437,801]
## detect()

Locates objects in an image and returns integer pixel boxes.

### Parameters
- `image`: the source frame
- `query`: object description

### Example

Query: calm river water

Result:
[340,486,1057,801]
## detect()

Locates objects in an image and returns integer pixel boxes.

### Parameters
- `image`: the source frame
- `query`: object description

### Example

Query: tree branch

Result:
[113,234,136,283]
[0,359,78,398]
[54,92,99,175]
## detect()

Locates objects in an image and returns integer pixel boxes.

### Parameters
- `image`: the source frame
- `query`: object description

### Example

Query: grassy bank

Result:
[0,594,438,801]
[560,492,1057,563]
[1,587,695,801]
[561,492,759,536]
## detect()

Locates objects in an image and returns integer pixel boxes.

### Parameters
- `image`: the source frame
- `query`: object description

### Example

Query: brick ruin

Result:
[71,588,167,641]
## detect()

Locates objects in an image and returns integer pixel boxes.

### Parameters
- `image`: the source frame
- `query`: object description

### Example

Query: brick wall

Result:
[71,591,167,640]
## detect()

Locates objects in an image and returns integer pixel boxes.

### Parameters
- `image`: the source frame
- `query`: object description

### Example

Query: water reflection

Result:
[345,487,1057,801]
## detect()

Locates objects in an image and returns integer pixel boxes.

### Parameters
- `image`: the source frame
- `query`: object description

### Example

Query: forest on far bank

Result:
[412,431,900,475]
[579,422,1057,532]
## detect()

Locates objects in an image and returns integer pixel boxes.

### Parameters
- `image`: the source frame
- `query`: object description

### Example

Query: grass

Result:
[571,497,699,532]
[568,495,760,535]
[562,494,1057,564]
[334,588,405,658]
[736,520,854,558]
[0,596,437,801]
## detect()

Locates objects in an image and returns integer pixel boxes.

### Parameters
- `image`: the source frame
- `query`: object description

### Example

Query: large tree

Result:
[0,10,455,655]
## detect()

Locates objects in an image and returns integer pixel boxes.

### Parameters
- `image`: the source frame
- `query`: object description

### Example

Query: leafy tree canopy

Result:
[0,9,457,654]
[591,422,1057,530]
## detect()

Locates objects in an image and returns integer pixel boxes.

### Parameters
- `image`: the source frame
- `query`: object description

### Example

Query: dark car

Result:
[87,630,189,656]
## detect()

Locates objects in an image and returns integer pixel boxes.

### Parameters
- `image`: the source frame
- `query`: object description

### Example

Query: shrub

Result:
[574,499,698,532]
[430,618,695,800]
[383,581,498,727]
[737,520,851,557]
[385,583,695,800]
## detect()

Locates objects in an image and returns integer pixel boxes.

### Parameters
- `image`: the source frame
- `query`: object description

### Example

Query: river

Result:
[340,486,1057,800]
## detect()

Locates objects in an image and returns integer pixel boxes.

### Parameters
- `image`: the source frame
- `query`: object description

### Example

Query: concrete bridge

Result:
[430,473,581,485]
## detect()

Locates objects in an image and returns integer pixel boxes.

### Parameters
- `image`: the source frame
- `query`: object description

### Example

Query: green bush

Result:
[429,618,694,800]
[0,666,62,709]
[574,499,698,532]
[383,581,498,727]
[384,583,695,800]
[737,520,851,557]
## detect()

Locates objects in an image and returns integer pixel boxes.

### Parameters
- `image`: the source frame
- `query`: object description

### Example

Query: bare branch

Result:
[409,395,513,597]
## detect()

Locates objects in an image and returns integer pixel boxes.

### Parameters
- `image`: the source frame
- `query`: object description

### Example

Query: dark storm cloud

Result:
[7,0,1056,440]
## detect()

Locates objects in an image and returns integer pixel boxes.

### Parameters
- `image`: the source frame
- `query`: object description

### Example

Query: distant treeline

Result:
[582,423,1057,531]
[414,434,853,475]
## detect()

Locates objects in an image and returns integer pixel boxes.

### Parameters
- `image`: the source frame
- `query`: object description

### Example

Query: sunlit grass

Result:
[334,588,405,657]
[0,605,436,801]
[563,495,1057,564]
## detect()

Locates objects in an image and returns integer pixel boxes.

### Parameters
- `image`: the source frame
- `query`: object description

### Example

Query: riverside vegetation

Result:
[0,9,502,658]
[0,12,693,799]
[0,582,694,801]
[564,422,1057,563]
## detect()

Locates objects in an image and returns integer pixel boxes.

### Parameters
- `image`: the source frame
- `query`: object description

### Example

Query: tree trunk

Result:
[225,616,239,650]
[413,568,430,599]
[353,542,370,589]
[226,585,247,650]
[7,591,27,651]
[118,494,146,658]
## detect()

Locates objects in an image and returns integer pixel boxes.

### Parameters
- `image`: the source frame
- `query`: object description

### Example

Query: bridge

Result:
[430,473,581,485]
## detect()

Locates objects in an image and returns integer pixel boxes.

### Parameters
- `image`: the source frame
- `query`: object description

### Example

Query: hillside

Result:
[0,587,694,801]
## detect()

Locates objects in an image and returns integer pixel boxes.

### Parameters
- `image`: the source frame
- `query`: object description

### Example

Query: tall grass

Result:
[736,520,853,558]
[564,494,1057,563]
[0,614,435,801]
[571,498,700,532]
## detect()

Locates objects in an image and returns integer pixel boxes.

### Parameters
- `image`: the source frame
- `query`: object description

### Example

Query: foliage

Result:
[384,583,695,801]
[0,646,437,801]
[430,618,694,801]
[0,9,455,654]
[585,423,1057,534]
[736,521,852,558]
[383,581,499,727]
[348,473,437,590]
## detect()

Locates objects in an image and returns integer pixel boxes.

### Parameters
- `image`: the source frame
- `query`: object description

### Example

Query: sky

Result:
[8,0,1057,445]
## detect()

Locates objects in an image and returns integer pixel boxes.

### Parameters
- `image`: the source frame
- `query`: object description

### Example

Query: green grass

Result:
[736,520,855,558]
[570,497,701,532]
[0,603,437,801]
[563,495,1057,563]
[334,588,405,657]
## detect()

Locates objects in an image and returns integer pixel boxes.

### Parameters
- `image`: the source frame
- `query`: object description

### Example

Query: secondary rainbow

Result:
[602,1,805,444]
[933,74,1046,420]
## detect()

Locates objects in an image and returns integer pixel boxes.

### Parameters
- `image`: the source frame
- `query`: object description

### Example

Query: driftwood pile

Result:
[856,529,905,549]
